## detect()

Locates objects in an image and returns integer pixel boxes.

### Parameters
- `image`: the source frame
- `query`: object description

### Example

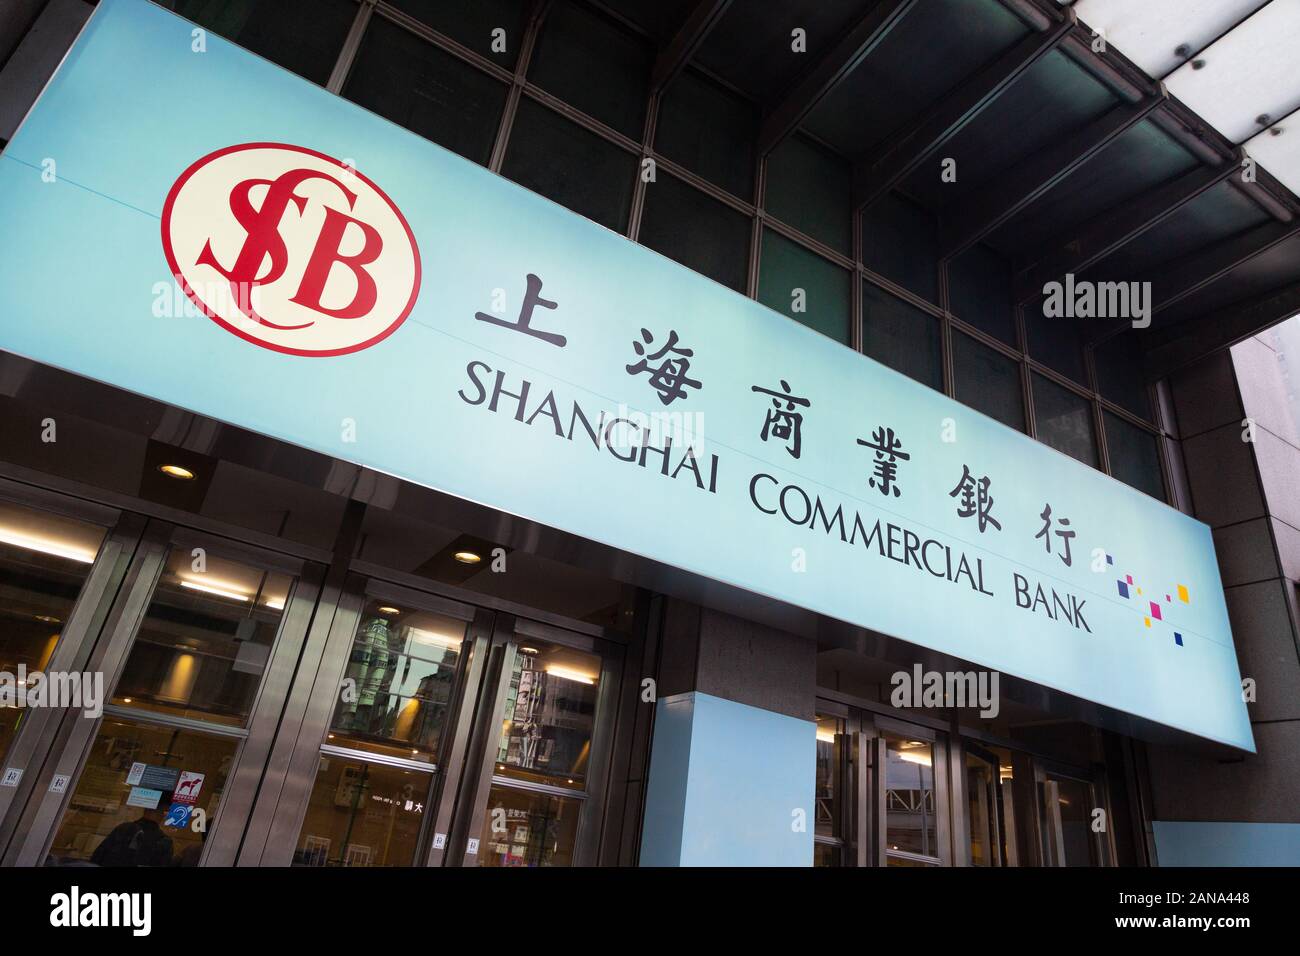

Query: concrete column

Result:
[638,600,818,866]
[1147,343,1300,863]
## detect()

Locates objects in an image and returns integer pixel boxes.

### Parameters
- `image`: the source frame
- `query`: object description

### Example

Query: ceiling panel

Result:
[1066,0,1269,78]
[1244,120,1300,197]
[1163,0,1300,143]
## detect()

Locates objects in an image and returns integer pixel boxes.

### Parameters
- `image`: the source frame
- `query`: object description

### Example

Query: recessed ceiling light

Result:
[158,463,196,480]
[453,550,482,565]
[377,606,401,615]
[519,646,539,656]
[34,614,61,624]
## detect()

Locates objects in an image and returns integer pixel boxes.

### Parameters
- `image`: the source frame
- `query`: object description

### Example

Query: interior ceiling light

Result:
[179,579,250,602]
[0,527,96,564]
[452,550,482,565]
[545,665,596,685]
[408,628,462,649]
[158,463,196,480]
[377,606,401,615]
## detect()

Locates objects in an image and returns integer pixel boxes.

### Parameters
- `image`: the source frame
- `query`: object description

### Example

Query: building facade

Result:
[0,0,1297,867]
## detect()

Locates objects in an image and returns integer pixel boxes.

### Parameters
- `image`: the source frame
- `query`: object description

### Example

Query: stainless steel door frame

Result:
[871,713,952,866]
[961,740,1004,866]
[450,616,622,867]
[1033,757,1115,867]
[0,485,140,857]
[250,574,480,866]
[2,522,169,866]
[4,520,321,867]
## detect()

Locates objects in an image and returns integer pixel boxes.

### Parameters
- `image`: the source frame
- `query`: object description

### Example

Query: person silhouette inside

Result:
[89,807,175,867]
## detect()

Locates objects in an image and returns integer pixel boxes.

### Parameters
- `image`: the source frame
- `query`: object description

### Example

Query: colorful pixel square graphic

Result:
[1110,553,1189,646]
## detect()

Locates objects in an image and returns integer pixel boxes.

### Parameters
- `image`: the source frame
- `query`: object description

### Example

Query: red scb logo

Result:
[161,143,421,356]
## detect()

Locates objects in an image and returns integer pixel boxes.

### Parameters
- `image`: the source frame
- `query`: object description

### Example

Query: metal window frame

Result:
[315,0,1174,500]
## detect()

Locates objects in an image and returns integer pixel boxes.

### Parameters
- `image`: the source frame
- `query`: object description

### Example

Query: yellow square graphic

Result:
[1144,617,1151,628]
[1177,584,1189,603]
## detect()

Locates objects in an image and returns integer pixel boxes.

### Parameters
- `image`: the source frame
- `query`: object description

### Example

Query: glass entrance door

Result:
[6,522,323,867]
[260,574,623,868]
[451,619,618,867]
[964,743,1003,866]
[1038,767,1108,866]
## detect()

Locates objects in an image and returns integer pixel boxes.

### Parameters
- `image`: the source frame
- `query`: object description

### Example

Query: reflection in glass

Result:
[814,713,846,866]
[327,603,466,764]
[494,641,599,789]
[1043,774,1098,866]
[293,756,428,867]
[113,547,293,727]
[966,752,997,866]
[884,734,939,861]
[478,784,581,867]
[813,841,842,867]
[814,714,841,841]
[47,718,235,867]
[0,501,106,764]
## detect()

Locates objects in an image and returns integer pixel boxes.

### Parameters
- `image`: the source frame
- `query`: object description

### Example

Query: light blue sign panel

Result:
[1153,821,1300,866]
[0,0,1253,750]
[640,693,815,866]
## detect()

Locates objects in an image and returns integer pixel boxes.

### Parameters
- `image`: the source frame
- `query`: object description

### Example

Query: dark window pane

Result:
[766,133,851,255]
[0,501,106,766]
[528,0,650,139]
[1025,303,1087,384]
[112,548,294,727]
[1032,374,1097,467]
[758,230,851,344]
[49,718,237,867]
[638,173,749,292]
[344,16,507,166]
[950,244,1015,345]
[861,192,937,303]
[655,67,756,199]
[502,98,636,231]
[172,0,355,85]
[862,281,942,390]
[387,0,527,68]
[1105,411,1165,500]
[293,756,428,867]
[953,331,1024,431]
[328,602,467,765]
[814,842,842,866]
[1094,331,1152,421]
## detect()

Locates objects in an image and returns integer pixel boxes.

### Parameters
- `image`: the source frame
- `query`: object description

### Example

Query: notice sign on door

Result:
[172,772,204,805]
[0,0,1254,751]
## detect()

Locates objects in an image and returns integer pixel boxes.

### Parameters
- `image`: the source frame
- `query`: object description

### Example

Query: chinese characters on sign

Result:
[949,465,1001,533]
[1035,503,1076,567]
[857,426,909,497]
[751,380,809,459]
[475,273,566,347]
[469,289,1070,552]
[627,328,702,405]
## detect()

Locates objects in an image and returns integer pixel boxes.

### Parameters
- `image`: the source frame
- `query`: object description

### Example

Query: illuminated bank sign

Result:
[0,0,1253,750]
